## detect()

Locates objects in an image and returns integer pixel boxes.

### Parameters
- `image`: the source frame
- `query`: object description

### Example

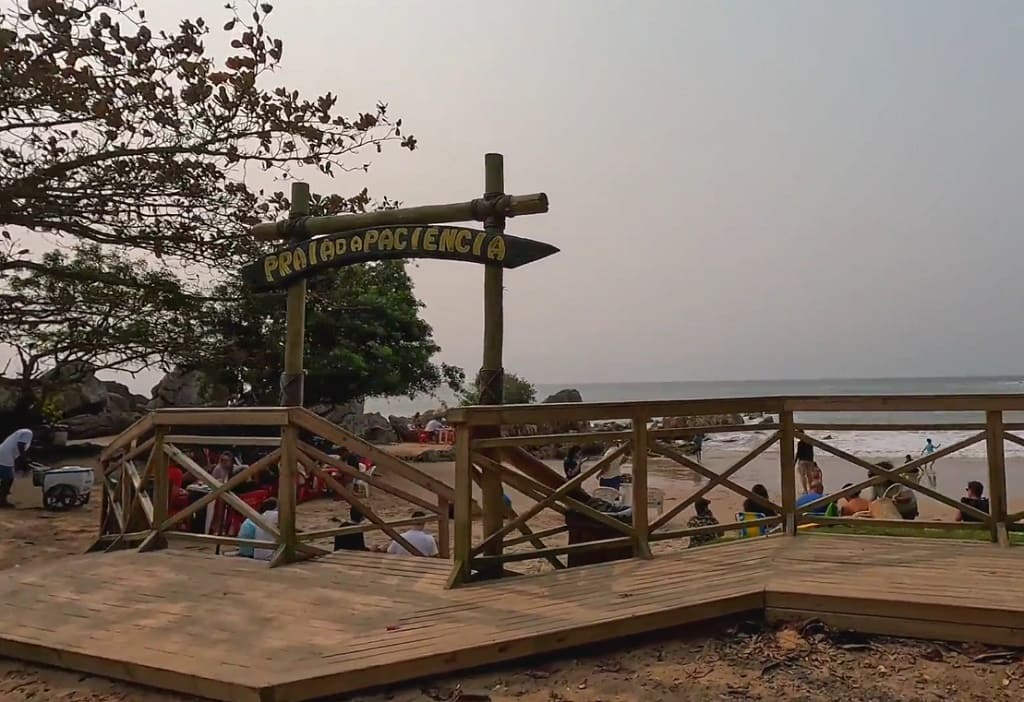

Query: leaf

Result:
[260,3,274,12]
[223,19,236,31]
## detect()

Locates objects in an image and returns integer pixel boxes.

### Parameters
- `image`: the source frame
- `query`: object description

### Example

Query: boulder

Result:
[660,413,744,430]
[543,388,583,404]
[309,398,365,426]
[64,409,141,440]
[339,412,397,444]
[40,363,108,417]
[149,369,207,409]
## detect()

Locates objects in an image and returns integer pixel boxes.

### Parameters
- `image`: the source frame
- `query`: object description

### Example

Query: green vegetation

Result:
[809,522,1024,544]
[458,371,536,406]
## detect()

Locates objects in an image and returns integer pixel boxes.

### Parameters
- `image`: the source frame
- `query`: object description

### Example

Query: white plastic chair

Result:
[647,487,665,515]
[354,464,375,498]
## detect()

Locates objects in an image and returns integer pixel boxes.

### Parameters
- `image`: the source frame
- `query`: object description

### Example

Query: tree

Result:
[0,0,414,277]
[459,371,536,406]
[0,240,203,412]
[188,259,464,406]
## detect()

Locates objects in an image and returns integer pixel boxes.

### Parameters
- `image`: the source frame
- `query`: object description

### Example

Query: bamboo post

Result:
[447,422,473,588]
[631,414,652,558]
[275,424,299,566]
[780,409,797,535]
[477,152,506,580]
[985,410,1009,546]
[281,182,309,407]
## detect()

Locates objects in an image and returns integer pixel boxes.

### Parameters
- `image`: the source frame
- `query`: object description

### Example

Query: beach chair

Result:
[735,511,767,538]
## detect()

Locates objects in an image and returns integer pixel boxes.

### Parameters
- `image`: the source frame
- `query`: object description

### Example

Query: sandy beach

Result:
[0,446,1020,702]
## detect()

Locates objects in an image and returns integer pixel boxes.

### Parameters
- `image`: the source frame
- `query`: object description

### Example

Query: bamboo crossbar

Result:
[165,531,281,549]
[796,423,987,432]
[100,414,155,461]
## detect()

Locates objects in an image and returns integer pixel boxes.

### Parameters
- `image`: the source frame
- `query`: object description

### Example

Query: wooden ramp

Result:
[0,536,1022,701]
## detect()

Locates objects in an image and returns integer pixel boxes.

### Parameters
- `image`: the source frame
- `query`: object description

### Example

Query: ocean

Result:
[366,376,1024,458]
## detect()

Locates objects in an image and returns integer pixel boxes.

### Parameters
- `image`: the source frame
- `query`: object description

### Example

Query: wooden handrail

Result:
[100,413,155,462]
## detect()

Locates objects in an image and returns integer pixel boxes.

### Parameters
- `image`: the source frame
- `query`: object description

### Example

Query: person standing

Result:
[795,438,815,493]
[0,428,32,508]
[563,445,582,481]
[693,434,705,462]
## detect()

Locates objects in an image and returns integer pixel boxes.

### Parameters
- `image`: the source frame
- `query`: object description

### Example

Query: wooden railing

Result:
[445,395,1024,587]
[93,407,455,566]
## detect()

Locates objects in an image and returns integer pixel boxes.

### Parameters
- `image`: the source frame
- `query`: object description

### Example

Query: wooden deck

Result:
[0,536,1022,701]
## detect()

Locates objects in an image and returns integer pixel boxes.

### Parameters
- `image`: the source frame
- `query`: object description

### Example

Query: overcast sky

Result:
[140,1,1023,386]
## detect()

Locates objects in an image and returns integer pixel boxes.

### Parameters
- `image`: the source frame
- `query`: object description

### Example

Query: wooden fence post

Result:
[780,409,797,536]
[448,422,473,588]
[274,424,299,566]
[986,410,1009,546]
[437,496,451,559]
[139,429,169,553]
[632,414,652,558]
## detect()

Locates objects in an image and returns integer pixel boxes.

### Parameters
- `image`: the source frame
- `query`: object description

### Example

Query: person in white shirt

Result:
[598,443,624,490]
[387,511,439,557]
[0,428,32,508]
[424,418,445,441]
[251,498,280,561]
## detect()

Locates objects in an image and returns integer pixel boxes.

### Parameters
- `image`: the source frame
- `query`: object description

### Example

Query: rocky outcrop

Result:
[658,413,745,430]
[543,388,583,404]
[148,369,207,409]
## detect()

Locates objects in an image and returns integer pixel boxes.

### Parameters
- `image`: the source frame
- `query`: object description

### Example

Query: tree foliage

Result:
[0,0,466,411]
[459,371,536,406]
[189,260,464,406]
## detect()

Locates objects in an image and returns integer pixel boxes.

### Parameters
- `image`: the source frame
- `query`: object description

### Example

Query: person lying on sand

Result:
[839,484,871,516]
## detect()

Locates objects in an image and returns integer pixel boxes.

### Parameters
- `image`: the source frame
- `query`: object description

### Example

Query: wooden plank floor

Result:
[0,535,1021,701]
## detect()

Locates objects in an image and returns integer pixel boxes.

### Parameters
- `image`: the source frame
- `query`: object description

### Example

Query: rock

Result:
[389,415,420,443]
[148,368,207,409]
[40,363,107,416]
[64,410,140,440]
[310,398,365,425]
[339,412,397,444]
[660,413,744,430]
[543,388,583,404]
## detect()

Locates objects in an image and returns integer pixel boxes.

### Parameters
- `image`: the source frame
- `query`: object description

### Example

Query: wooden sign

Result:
[242,224,559,291]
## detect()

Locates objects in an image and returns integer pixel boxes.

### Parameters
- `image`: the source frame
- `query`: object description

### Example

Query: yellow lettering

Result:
[350,235,363,253]
[379,228,394,251]
[319,239,335,261]
[364,229,379,251]
[394,227,408,250]
[263,255,279,282]
[293,247,308,271]
[439,228,457,252]
[472,232,486,256]
[307,241,318,266]
[279,250,293,275]
[411,227,422,249]
[335,237,347,256]
[455,229,471,254]
[486,235,506,261]
[423,227,439,251]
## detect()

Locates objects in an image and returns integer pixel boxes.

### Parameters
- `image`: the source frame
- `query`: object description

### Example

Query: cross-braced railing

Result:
[93,407,456,566]
[445,395,1024,587]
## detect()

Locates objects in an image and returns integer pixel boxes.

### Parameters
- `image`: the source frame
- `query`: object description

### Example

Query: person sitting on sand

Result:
[796,478,827,515]
[425,417,445,442]
[956,481,990,523]
[839,484,871,516]
[743,484,776,516]
[334,507,369,551]
[387,511,439,557]
[687,497,721,548]
[235,498,278,559]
